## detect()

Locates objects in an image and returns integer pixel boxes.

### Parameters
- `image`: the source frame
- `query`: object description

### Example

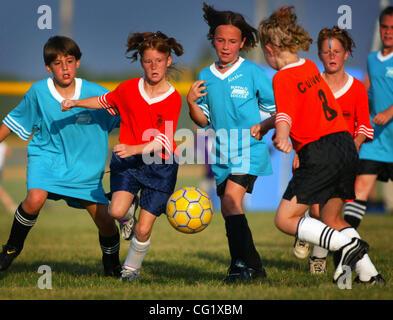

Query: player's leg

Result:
[319,200,385,285]
[344,159,381,229]
[276,196,369,282]
[220,176,266,282]
[120,187,168,282]
[82,201,121,277]
[0,189,47,271]
[109,191,138,240]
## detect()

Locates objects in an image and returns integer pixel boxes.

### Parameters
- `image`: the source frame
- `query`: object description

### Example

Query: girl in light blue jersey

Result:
[187,3,276,282]
[0,36,122,277]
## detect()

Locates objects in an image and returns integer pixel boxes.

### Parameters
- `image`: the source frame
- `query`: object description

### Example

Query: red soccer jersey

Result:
[274,59,349,152]
[335,75,373,141]
[98,77,181,159]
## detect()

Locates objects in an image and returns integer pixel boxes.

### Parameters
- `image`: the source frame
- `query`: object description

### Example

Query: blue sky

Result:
[0,0,388,80]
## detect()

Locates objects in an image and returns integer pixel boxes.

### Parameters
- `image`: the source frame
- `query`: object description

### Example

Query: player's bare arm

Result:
[186,80,209,128]
[0,124,12,143]
[61,96,101,111]
[250,115,276,140]
[372,104,393,126]
[113,140,163,159]
[273,121,292,153]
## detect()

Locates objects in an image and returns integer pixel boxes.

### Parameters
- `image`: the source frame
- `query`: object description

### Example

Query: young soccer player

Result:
[187,3,276,282]
[254,6,372,283]
[61,31,183,281]
[344,6,393,229]
[290,27,384,284]
[0,36,122,277]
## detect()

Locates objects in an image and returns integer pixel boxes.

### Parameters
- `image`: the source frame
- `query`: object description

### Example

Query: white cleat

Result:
[309,256,327,274]
[293,238,311,259]
[120,266,140,282]
[119,195,139,241]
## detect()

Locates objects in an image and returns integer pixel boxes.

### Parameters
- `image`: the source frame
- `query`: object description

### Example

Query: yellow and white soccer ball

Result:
[166,187,213,234]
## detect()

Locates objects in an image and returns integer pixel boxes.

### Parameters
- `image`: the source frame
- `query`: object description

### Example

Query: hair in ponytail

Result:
[126,31,183,61]
[202,2,258,51]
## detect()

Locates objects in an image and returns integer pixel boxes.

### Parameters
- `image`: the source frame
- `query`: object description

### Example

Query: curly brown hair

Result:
[317,26,355,56]
[258,6,312,53]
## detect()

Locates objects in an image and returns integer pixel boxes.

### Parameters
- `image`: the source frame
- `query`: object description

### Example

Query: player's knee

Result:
[221,194,241,215]
[109,205,127,220]
[134,224,152,242]
[23,190,47,213]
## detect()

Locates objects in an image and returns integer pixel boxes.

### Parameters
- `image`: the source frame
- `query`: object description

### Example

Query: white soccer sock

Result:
[340,227,378,281]
[123,235,150,271]
[311,245,329,259]
[297,217,351,251]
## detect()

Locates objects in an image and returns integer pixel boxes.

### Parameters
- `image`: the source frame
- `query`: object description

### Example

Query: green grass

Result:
[0,177,392,300]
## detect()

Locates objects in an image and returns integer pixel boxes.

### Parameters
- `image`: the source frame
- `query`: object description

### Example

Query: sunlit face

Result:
[319,38,348,74]
[141,48,172,84]
[213,24,245,66]
[380,14,393,50]
[46,54,80,88]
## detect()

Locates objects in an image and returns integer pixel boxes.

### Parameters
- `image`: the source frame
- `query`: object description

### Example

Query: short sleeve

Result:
[98,87,120,116]
[195,72,211,127]
[273,72,296,128]
[255,67,276,114]
[3,87,40,140]
[354,81,374,141]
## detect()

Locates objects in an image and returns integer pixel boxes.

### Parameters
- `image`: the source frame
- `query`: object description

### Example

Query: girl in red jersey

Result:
[61,31,183,281]
[253,7,371,283]
[294,27,383,284]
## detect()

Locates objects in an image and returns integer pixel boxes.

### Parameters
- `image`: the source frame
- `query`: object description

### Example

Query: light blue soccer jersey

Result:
[360,51,393,163]
[3,78,120,207]
[196,57,276,185]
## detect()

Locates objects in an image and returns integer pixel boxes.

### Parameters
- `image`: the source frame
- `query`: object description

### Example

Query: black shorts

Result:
[283,131,358,205]
[216,174,257,197]
[358,159,393,182]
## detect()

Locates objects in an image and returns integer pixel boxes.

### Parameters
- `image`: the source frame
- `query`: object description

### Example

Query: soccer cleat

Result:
[333,238,369,283]
[309,256,327,274]
[224,259,251,283]
[249,266,267,280]
[119,195,139,241]
[104,263,122,278]
[0,244,20,271]
[354,274,386,286]
[120,266,140,282]
[293,237,311,259]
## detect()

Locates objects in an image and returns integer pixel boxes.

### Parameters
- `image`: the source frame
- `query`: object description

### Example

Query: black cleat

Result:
[333,238,369,283]
[103,262,122,278]
[0,244,20,271]
[224,259,266,283]
[354,274,386,286]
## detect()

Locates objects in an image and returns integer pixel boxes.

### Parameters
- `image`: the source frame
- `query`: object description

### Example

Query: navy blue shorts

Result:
[109,153,178,216]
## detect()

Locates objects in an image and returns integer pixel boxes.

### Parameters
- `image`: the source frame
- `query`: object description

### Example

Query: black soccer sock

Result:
[7,204,38,252]
[225,214,262,271]
[99,231,120,267]
[343,200,367,229]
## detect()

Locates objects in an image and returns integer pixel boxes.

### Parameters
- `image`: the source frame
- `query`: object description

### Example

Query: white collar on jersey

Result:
[47,77,82,103]
[138,77,175,105]
[210,56,244,80]
[333,73,354,99]
[280,58,306,71]
[377,50,393,62]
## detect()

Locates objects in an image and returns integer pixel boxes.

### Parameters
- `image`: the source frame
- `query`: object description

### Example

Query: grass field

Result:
[0,170,392,302]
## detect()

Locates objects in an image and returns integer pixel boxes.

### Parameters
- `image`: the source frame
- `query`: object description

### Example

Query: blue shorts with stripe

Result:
[109,153,178,216]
